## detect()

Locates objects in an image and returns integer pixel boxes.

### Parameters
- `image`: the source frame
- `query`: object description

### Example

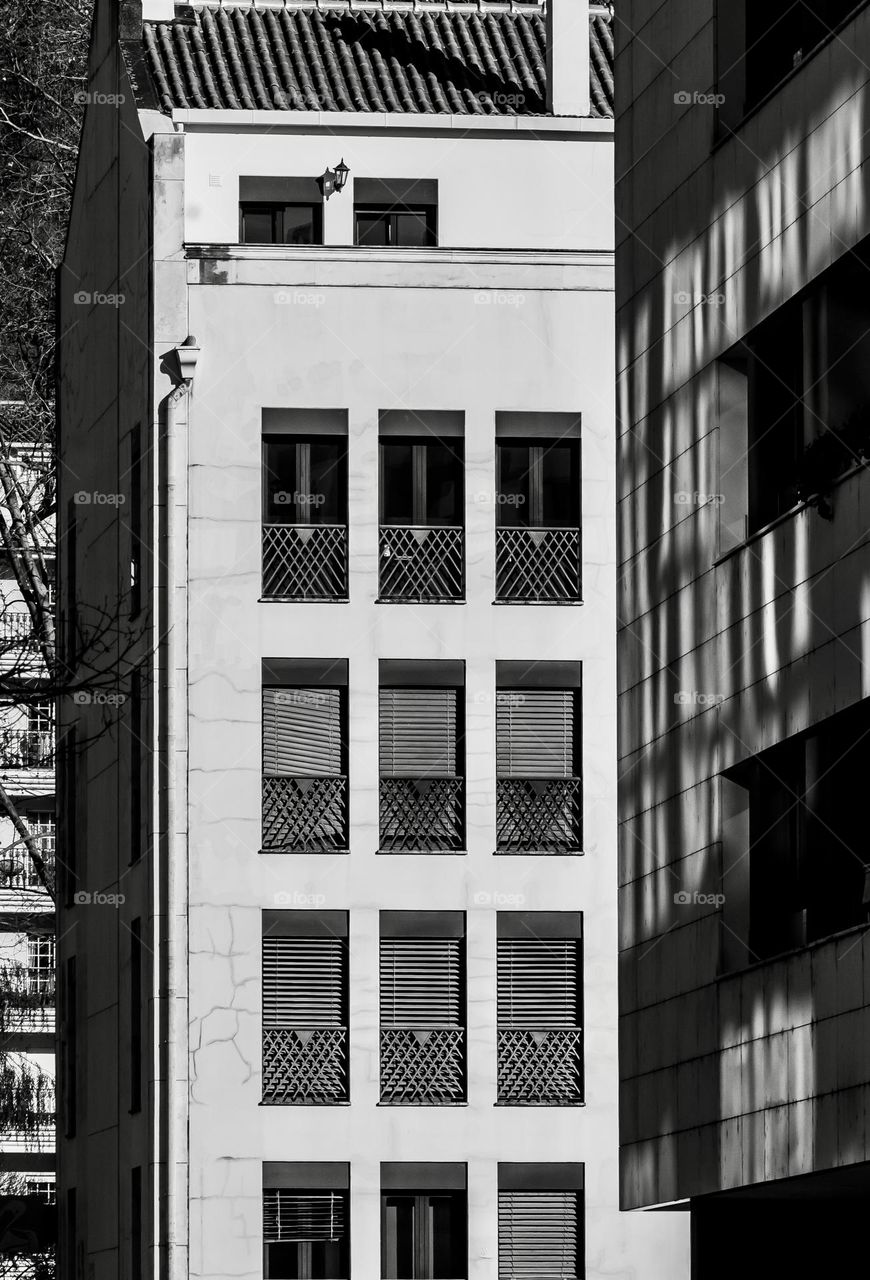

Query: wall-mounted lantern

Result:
[320,159,350,200]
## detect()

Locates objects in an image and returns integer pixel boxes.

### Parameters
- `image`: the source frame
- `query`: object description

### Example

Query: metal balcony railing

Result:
[496,778,582,853]
[379,777,464,851]
[0,730,54,769]
[262,775,348,852]
[497,1029,583,1104]
[379,526,464,601]
[262,524,348,600]
[262,1027,348,1104]
[495,527,581,601]
[380,1028,465,1104]
[0,614,34,643]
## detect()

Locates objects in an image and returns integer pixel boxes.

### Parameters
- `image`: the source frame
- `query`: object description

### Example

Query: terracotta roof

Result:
[142,2,614,117]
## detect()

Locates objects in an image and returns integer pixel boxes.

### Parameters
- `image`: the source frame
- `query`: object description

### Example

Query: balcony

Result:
[379,526,463,601]
[497,1029,583,1104]
[0,730,54,770]
[496,778,582,853]
[262,1026,348,1104]
[380,1027,465,1103]
[262,524,348,600]
[495,527,581,601]
[379,777,464,851]
[262,775,348,852]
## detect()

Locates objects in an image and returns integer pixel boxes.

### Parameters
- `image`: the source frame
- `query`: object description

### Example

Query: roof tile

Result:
[142,1,614,117]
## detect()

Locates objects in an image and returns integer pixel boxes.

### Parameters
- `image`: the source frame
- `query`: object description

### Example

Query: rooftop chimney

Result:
[546,0,591,117]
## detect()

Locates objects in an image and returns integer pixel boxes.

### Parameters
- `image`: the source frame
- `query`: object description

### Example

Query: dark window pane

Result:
[541,442,579,526]
[310,1239,345,1278]
[383,1196,415,1279]
[283,204,319,245]
[426,442,462,524]
[497,445,532,527]
[357,212,390,246]
[395,211,431,247]
[241,207,276,244]
[308,441,345,524]
[382,444,415,524]
[264,1241,301,1278]
[264,440,297,523]
[430,1196,464,1279]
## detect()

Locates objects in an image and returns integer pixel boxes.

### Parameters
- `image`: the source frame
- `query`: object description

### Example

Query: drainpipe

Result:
[158,338,199,1280]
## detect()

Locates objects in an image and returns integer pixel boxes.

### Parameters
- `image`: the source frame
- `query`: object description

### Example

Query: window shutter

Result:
[263,936,345,1027]
[497,940,580,1029]
[380,938,462,1027]
[498,1190,579,1279]
[497,691,575,778]
[379,688,457,777]
[262,687,342,776]
[263,1190,345,1243]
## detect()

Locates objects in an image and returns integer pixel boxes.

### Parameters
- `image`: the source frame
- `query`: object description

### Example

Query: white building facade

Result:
[58,1,688,1277]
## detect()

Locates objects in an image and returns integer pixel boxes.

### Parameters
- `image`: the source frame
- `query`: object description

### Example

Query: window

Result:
[355,178,437,248]
[720,242,870,539]
[262,432,348,600]
[723,698,870,965]
[263,1164,349,1280]
[130,919,142,1112]
[240,203,322,245]
[495,421,582,600]
[130,669,143,863]
[379,912,465,1104]
[381,1164,466,1280]
[496,663,582,853]
[718,1,863,125]
[25,1178,55,1203]
[27,933,54,996]
[378,662,464,852]
[262,664,348,853]
[498,1164,584,1279]
[262,911,349,1104]
[497,913,583,1104]
[60,728,78,906]
[378,416,464,601]
[24,810,54,886]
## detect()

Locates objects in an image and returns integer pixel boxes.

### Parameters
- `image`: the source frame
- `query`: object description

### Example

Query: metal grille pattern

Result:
[379,777,464,850]
[379,526,463,600]
[262,1028,348,1103]
[496,778,582,852]
[496,528,581,601]
[497,1029,583,1103]
[262,776,348,851]
[262,524,348,600]
[380,1028,465,1103]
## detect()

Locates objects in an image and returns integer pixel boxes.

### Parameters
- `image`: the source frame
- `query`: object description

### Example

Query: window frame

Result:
[379,437,464,527]
[380,1189,467,1280]
[262,435,348,528]
[355,203,438,248]
[239,201,323,246]
[496,438,581,529]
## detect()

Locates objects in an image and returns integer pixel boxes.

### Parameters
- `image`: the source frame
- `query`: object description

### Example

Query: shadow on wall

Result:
[617,27,870,1208]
